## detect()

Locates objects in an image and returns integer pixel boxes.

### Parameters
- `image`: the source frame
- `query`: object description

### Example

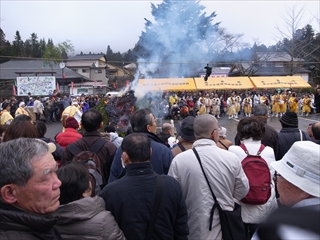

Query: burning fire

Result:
[105,90,136,132]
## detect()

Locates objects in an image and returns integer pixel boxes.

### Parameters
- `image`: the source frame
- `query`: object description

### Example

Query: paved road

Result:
[45,113,320,144]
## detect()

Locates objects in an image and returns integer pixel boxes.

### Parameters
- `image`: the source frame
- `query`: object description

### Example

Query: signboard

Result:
[16,76,56,96]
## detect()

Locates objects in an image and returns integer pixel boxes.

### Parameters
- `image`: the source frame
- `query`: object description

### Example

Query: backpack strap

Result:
[240,143,265,156]
[178,142,186,152]
[67,143,83,157]
[218,140,229,150]
[89,138,106,154]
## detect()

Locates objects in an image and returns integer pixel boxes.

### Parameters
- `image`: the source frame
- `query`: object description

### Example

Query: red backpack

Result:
[240,144,271,205]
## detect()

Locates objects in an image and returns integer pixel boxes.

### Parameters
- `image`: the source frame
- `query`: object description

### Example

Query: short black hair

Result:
[130,108,153,133]
[57,162,90,205]
[104,125,116,133]
[2,102,10,109]
[12,114,32,122]
[121,133,151,163]
[33,120,47,138]
[237,117,265,141]
[81,108,102,132]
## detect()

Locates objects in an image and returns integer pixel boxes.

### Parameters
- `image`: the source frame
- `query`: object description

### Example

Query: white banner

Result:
[16,76,56,96]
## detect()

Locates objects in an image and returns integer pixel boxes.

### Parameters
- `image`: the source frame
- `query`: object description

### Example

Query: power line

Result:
[1,55,320,65]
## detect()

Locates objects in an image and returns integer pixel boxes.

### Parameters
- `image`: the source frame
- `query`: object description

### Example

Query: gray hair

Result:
[194,114,218,139]
[252,104,268,117]
[0,138,49,191]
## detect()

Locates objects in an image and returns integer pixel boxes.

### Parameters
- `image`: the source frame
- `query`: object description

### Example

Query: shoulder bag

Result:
[192,148,246,240]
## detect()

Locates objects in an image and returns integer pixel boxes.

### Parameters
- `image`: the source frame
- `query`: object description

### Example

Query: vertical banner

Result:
[71,82,74,94]
[13,85,16,96]
[56,82,60,93]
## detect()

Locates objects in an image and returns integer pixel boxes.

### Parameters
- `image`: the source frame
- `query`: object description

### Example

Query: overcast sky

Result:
[1,0,319,55]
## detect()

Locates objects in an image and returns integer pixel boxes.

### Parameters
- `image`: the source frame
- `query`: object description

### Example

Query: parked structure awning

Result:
[138,78,196,91]
[194,77,254,90]
[250,76,311,89]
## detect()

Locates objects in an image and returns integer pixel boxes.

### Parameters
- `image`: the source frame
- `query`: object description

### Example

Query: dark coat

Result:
[108,132,173,183]
[0,202,61,240]
[235,121,279,158]
[61,130,117,183]
[40,137,64,161]
[276,128,312,160]
[100,162,189,240]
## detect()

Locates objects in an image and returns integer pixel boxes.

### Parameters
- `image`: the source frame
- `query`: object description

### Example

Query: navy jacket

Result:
[100,162,189,240]
[108,132,173,183]
[277,128,312,160]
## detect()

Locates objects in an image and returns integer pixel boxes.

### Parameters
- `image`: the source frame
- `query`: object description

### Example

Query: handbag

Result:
[192,148,247,240]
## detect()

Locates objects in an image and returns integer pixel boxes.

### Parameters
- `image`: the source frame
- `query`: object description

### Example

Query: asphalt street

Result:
[45,113,320,144]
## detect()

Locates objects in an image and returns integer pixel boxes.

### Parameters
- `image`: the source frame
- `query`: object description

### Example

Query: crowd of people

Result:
[0,88,319,240]
[148,88,320,120]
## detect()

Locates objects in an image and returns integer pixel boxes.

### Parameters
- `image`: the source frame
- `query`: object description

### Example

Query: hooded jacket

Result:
[53,196,125,240]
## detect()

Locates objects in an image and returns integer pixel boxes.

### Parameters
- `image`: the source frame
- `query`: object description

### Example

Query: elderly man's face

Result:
[14,152,61,214]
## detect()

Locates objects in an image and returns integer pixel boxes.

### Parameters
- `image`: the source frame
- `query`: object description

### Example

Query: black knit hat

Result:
[177,116,196,141]
[280,112,298,128]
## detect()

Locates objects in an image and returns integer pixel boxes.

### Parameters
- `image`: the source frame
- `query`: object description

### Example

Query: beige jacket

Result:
[168,139,249,240]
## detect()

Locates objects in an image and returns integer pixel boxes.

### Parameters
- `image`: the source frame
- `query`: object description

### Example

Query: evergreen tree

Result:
[134,0,222,78]
[12,30,24,56]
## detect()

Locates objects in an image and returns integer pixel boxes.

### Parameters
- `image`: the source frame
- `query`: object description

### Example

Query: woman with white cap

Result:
[216,126,232,150]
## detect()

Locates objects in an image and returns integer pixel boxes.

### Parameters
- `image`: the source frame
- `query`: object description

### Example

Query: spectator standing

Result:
[254,141,320,240]
[15,102,30,117]
[0,138,62,239]
[229,117,277,239]
[168,114,249,240]
[100,133,189,240]
[55,117,82,149]
[61,109,117,185]
[235,104,279,158]
[33,120,64,162]
[9,98,17,118]
[54,162,125,240]
[171,116,196,157]
[216,126,232,150]
[2,120,38,142]
[315,87,320,113]
[33,96,44,121]
[102,125,123,148]
[311,122,320,144]
[0,103,13,125]
[108,108,173,183]
[276,112,312,160]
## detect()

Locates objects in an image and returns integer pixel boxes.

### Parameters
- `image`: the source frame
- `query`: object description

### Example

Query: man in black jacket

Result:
[0,138,62,239]
[235,104,279,158]
[276,111,312,160]
[100,133,189,240]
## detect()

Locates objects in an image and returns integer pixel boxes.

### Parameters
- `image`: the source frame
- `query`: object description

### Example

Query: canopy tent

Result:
[137,76,311,92]
[194,77,254,90]
[250,76,311,89]
[138,78,196,91]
